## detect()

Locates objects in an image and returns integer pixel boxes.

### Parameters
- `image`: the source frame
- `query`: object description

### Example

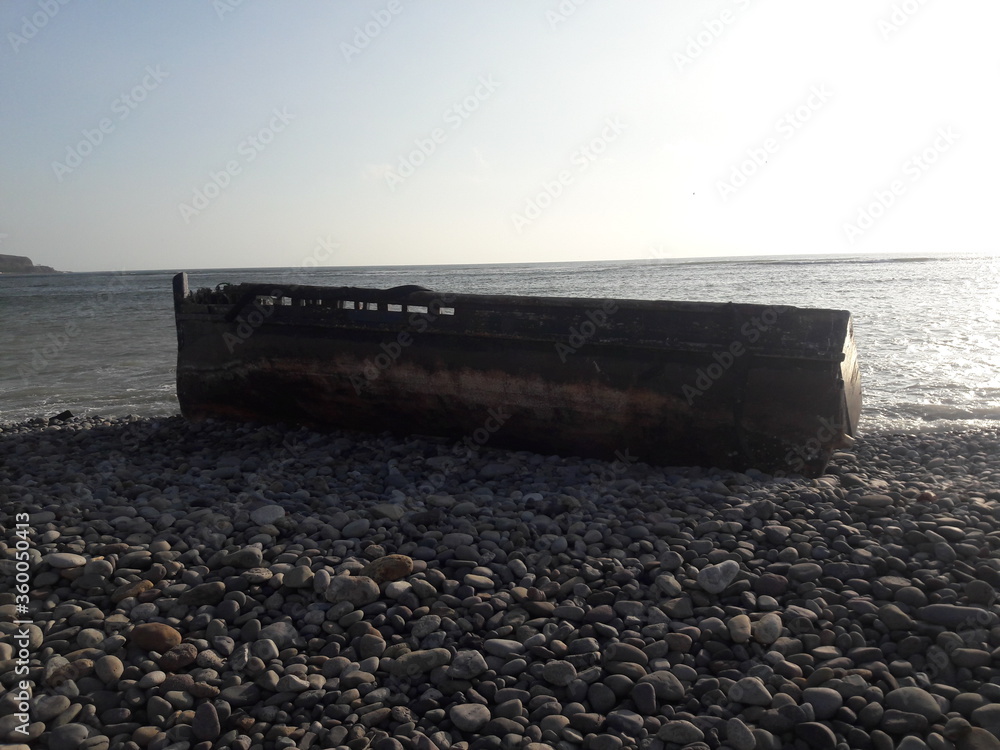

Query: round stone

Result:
[371,503,407,520]
[697,560,740,594]
[727,718,756,750]
[803,687,843,720]
[276,674,310,692]
[657,720,703,744]
[250,505,285,525]
[361,555,414,584]
[392,648,452,676]
[283,566,314,588]
[177,581,226,606]
[966,579,995,604]
[604,643,648,666]
[484,639,524,658]
[342,518,371,538]
[795,722,837,750]
[885,687,943,722]
[449,650,489,680]
[542,660,577,687]
[450,703,490,732]
[138,671,166,688]
[257,621,300,649]
[951,648,991,669]
[589,735,623,750]
[325,575,380,607]
[130,623,182,652]
[754,573,788,597]
[728,677,772,706]
[224,547,264,568]
[788,562,823,581]
[192,702,221,741]
[879,603,915,630]
[45,552,87,568]
[111,579,153,603]
[49,724,90,750]
[728,615,751,643]
[94,655,124,683]
[220,683,262,708]
[636,670,685,701]
[753,613,782,645]
[159,643,198,671]
[970,704,1000,737]
[242,567,273,583]
[464,574,494,590]
[33,694,71,722]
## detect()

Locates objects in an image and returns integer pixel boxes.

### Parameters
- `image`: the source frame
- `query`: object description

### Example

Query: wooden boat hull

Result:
[172,273,861,476]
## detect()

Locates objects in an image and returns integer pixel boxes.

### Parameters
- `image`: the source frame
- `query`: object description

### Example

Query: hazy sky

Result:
[2,1,997,272]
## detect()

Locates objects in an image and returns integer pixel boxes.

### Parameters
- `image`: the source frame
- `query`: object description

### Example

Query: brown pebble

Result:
[189,681,221,698]
[161,673,195,691]
[131,726,161,748]
[360,554,414,584]
[130,623,182,652]
[158,642,198,671]
[112,579,154,603]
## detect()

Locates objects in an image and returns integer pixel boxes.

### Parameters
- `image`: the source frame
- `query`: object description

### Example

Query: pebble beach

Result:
[3,415,1000,750]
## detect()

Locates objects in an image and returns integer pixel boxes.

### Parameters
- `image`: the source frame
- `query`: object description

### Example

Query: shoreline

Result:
[3,416,1000,750]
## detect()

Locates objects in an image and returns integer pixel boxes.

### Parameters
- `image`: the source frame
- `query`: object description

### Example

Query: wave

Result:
[667,255,943,269]
[896,403,1000,422]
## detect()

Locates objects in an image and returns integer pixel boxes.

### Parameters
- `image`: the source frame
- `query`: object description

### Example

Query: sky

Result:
[1,1,998,272]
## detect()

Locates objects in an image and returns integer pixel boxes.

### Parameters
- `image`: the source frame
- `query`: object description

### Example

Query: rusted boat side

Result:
[172,273,861,476]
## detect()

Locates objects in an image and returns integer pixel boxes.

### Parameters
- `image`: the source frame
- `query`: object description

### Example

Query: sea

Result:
[2,253,999,437]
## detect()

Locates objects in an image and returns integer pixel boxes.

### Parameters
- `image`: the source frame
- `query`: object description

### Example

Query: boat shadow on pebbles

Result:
[4,416,1000,749]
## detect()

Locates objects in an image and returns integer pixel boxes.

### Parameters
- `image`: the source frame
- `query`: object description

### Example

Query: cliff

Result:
[0,254,58,274]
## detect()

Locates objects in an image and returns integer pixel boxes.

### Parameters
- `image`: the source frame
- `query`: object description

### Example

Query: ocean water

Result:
[2,253,999,436]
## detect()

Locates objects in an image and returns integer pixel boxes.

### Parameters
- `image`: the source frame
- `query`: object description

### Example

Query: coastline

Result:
[3,415,1000,749]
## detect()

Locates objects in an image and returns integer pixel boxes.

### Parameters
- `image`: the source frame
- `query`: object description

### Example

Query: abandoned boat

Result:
[172,272,861,476]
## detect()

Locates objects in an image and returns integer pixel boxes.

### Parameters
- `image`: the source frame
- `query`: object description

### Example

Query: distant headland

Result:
[0,254,60,274]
